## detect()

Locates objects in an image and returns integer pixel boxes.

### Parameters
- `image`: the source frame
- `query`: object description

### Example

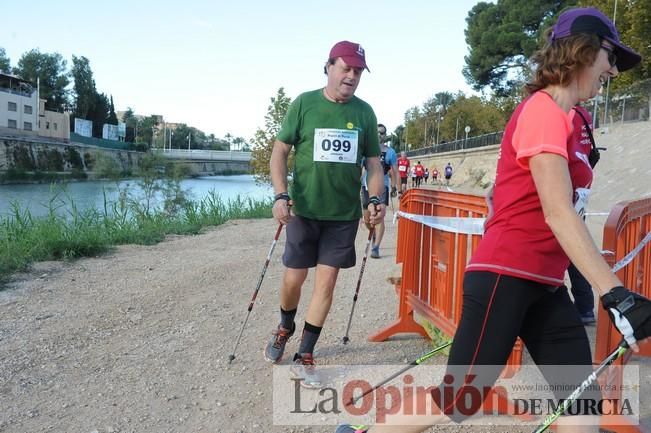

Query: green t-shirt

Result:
[277,89,380,221]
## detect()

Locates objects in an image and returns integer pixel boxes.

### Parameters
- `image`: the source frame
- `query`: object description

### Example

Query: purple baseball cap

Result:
[329,41,370,72]
[549,7,641,72]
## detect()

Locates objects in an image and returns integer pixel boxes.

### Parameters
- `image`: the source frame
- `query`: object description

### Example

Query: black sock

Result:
[280,307,297,332]
[298,321,322,355]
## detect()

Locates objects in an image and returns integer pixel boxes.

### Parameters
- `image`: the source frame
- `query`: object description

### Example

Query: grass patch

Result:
[419,316,453,357]
[0,187,272,286]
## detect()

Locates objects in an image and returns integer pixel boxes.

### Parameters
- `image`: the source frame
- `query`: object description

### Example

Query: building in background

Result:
[0,72,69,141]
[0,72,39,136]
[38,98,70,141]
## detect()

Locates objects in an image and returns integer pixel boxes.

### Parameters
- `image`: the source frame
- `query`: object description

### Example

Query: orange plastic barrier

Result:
[368,189,524,377]
[595,197,651,433]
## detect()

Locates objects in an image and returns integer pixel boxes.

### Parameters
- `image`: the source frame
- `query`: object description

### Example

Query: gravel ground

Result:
[1,208,648,433]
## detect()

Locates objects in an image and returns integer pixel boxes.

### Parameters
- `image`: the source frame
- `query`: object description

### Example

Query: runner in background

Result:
[361,123,398,259]
[414,161,424,187]
[397,151,410,195]
[444,162,453,186]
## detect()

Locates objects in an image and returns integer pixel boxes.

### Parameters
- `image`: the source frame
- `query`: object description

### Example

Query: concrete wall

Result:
[413,144,499,192]
[0,137,142,180]
[0,137,250,182]
[412,119,651,198]
[176,160,250,176]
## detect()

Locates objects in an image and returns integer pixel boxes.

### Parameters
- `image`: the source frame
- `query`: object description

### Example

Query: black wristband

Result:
[369,196,381,206]
[274,192,290,203]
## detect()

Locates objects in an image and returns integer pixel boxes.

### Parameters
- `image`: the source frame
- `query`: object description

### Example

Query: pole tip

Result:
[342,336,349,344]
[228,354,235,363]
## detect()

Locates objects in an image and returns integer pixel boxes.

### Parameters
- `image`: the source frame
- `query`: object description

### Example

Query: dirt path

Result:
[1,217,439,433]
[1,212,647,433]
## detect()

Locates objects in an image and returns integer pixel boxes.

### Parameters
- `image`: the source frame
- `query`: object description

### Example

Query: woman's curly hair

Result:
[525,29,602,95]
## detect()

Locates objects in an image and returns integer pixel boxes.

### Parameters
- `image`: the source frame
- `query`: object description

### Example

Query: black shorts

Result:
[433,271,600,421]
[282,216,359,269]
[400,177,408,185]
[360,186,389,207]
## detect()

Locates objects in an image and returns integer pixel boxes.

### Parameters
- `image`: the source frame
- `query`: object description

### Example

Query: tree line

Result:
[0,48,248,151]
[405,0,650,151]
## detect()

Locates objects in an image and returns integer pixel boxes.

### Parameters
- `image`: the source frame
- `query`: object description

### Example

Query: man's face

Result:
[326,58,363,102]
[378,127,387,144]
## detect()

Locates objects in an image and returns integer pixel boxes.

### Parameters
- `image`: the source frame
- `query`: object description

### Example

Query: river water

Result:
[0,175,273,219]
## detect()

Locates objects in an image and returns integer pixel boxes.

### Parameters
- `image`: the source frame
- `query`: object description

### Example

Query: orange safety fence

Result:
[368,189,524,378]
[595,197,651,433]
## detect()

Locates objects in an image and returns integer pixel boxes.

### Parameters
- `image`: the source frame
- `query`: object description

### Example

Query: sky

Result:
[1,0,486,141]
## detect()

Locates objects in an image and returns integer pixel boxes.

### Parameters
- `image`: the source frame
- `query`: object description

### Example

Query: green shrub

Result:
[0,186,272,285]
[65,147,84,170]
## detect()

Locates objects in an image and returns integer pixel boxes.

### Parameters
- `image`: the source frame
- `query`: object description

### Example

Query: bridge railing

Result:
[153,148,251,161]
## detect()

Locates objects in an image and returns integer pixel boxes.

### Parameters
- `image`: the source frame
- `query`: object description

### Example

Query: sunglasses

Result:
[601,45,617,67]
[378,131,386,136]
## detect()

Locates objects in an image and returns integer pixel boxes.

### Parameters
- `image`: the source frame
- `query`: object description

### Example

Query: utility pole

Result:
[187,133,191,150]
[424,121,428,148]
[436,111,443,145]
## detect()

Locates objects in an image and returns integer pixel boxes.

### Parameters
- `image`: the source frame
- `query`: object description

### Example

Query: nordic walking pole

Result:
[342,223,375,344]
[228,223,284,364]
[346,340,452,406]
[531,340,628,433]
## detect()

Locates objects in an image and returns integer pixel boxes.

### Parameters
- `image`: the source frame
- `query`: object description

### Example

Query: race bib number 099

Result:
[313,129,358,164]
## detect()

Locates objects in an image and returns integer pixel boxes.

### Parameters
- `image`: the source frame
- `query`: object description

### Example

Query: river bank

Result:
[0,182,272,283]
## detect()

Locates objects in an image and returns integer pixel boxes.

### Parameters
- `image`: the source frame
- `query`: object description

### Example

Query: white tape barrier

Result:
[611,231,651,273]
[395,210,650,275]
[393,211,485,235]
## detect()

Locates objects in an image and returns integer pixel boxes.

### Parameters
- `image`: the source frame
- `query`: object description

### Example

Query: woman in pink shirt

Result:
[337,7,651,433]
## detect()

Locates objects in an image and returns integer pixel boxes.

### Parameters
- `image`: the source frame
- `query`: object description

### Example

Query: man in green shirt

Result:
[265,41,386,388]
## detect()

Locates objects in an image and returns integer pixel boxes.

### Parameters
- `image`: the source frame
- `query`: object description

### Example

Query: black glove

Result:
[601,286,651,346]
[391,186,397,197]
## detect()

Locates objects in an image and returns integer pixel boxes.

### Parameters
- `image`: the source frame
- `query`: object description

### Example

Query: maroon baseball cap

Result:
[329,41,370,72]
[549,7,641,72]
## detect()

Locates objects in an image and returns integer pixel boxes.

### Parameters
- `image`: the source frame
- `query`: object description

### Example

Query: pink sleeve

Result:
[512,93,572,169]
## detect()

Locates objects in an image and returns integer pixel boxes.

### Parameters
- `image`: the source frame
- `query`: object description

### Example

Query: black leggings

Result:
[435,271,600,421]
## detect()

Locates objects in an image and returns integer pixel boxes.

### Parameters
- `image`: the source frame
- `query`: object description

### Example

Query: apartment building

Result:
[0,72,38,136]
[38,98,70,141]
[0,73,70,141]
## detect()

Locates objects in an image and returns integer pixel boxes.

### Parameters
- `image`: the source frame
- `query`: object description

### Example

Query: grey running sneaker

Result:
[290,353,322,389]
[264,323,294,363]
[335,425,368,433]
[370,246,380,259]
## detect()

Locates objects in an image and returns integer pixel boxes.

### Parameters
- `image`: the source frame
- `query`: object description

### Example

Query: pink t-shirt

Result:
[467,92,594,285]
